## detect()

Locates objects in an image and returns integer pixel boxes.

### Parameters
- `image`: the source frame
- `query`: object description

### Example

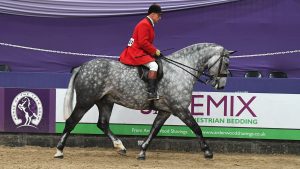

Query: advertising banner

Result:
[56,89,300,140]
[1,88,55,133]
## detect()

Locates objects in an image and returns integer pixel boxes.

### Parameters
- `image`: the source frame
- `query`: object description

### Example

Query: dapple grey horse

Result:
[54,43,231,160]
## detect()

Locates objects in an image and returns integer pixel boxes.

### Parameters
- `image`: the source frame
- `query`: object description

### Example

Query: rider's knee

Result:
[144,61,158,71]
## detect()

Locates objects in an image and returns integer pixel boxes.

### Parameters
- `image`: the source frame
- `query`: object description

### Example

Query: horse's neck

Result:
[168,46,211,72]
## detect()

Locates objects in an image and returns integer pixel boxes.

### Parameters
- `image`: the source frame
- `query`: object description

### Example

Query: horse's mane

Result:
[169,43,220,60]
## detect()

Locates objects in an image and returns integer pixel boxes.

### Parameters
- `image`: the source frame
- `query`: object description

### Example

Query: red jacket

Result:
[120,17,157,65]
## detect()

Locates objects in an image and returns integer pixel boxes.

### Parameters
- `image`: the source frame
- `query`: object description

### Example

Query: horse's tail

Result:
[63,67,80,120]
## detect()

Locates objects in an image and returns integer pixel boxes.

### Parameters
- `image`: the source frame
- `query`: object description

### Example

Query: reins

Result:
[134,47,228,84]
[159,56,211,84]
[160,53,227,84]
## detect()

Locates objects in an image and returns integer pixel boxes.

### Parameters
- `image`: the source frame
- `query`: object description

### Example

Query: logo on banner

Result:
[11,91,43,128]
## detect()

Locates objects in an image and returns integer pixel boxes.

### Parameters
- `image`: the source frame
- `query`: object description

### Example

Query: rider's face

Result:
[152,13,162,23]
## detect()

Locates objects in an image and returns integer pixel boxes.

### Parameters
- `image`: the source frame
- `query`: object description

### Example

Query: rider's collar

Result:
[146,16,154,27]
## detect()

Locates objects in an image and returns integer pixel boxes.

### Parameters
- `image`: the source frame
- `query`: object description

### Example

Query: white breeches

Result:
[143,61,158,71]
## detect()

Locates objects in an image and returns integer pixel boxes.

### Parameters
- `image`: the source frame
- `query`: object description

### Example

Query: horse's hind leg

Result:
[95,99,127,155]
[54,103,93,158]
[174,109,213,159]
[137,111,171,160]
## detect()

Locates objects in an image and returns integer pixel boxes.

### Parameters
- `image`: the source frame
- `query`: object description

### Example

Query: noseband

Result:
[205,54,228,77]
[202,54,228,85]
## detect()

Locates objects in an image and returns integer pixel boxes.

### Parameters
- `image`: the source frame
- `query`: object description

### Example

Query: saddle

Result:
[138,59,163,82]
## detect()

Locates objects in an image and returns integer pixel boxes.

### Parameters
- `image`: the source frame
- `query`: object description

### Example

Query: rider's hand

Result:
[159,53,164,58]
[155,49,161,57]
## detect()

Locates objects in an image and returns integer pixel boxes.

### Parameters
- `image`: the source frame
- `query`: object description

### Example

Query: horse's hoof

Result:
[137,155,146,160]
[117,149,127,156]
[137,151,146,160]
[204,150,213,159]
[54,155,64,159]
[54,149,64,159]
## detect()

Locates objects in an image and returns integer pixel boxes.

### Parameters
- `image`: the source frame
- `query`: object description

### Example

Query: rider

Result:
[119,4,162,100]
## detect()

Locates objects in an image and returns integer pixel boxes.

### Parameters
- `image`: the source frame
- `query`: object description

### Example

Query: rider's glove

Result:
[158,53,164,58]
[155,49,161,57]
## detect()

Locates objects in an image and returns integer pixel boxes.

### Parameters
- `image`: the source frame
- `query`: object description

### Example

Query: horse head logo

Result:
[17,97,39,127]
[11,91,43,128]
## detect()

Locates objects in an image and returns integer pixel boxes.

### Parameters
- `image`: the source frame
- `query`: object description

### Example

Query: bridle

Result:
[160,53,229,84]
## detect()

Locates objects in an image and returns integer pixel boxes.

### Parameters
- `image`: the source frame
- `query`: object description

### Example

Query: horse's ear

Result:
[226,50,237,55]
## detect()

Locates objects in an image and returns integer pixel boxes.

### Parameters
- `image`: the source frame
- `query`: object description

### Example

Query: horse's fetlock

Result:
[56,142,64,151]
[200,141,209,151]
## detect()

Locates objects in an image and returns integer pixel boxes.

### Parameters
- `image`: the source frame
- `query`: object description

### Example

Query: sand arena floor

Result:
[0,146,300,169]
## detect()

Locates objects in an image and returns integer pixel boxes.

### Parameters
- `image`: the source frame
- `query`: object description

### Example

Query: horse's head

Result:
[17,97,32,113]
[205,49,234,90]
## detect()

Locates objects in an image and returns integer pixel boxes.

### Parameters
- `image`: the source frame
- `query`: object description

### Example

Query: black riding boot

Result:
[147,71,159,100]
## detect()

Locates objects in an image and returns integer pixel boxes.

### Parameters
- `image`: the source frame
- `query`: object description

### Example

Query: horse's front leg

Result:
[138,111,171,160]
[174,109,213,159]
[96,100,126,155]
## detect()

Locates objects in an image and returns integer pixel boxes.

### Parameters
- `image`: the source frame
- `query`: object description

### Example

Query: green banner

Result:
[56,123,300,140]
